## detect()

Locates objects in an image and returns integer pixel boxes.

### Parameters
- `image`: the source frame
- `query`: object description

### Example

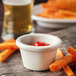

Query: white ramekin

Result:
[16,34,62,71]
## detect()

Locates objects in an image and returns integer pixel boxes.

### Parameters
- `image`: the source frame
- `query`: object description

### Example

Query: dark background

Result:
[34,0,48,4]
[0,0,48,4]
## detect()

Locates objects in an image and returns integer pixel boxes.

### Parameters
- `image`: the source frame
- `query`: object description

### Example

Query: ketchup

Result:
[31,41,50,46]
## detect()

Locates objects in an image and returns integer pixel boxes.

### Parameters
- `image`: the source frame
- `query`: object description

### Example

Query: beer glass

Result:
[2,0,34,40]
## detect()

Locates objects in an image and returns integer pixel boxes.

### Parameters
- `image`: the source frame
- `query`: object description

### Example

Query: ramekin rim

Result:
[16,34,62,51]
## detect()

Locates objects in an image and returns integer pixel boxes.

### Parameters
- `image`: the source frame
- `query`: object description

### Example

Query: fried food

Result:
[0,43,19,50]
[0,39,19,50]
[68,47,76,56]
[0,39,19,62]
[63,65,75,76]
[56,49,74,76]
[49,55,73,71]
[3,39,16,43]
[0,49,15,62]
[37,0,76,19]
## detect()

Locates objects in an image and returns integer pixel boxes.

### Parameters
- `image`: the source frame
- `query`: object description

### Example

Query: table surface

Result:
[0,2,76,76]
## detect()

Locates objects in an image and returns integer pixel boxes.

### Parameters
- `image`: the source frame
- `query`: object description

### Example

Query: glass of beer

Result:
[2,0,34,40]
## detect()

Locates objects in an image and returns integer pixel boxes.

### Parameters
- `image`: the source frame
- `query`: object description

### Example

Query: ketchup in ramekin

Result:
[31,41,50,46]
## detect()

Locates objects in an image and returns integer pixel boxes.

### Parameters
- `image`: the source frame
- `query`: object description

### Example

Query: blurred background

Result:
[0,0,76,40]
[0,0,49,40]
[0,0,56,39]
[0,0,48,21]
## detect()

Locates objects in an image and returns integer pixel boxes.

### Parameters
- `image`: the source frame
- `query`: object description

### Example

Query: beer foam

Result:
[3,0,32,6]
